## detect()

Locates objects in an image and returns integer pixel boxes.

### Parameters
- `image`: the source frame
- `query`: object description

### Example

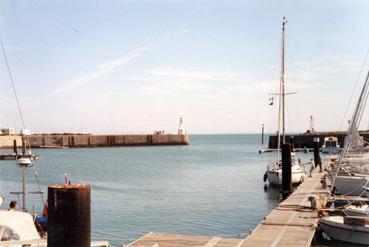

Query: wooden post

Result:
[48,184,91,247]
[22,141,26,155]
[313,137,320,168]
[282,143,292,199]
[13,139,17,155]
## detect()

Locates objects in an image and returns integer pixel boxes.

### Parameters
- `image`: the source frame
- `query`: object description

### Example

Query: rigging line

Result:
[0,39,44,205]
[0,38,26,130]
[339,48,369,131]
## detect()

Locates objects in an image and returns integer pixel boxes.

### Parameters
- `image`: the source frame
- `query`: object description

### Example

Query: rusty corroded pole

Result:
[48,183,91,247]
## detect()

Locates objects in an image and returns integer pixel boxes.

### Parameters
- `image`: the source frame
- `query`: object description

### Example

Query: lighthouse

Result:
[178,117,186,135]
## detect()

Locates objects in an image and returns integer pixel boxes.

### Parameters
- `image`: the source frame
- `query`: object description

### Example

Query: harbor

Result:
[2,1,369,247]
[126,157,329,247]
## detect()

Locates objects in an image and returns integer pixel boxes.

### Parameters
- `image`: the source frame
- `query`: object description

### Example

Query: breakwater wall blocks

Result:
[0,136,22,148]
[267,131,367,149]
[20,134,189,148]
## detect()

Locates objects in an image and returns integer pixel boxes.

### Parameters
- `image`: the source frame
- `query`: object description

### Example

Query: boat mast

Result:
[281,17,287,145]
[277,17,287,155]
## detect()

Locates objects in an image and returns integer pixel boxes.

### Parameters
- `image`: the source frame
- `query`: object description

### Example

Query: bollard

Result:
[282,143,292,199]
[308,196,317,209]
[48,184,91,247]
[313,138,321,168]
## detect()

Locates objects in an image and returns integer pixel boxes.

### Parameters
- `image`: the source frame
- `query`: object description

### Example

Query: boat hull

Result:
[345,207,369,217]
[334,176,369,196]
[320,216,369,245]
[267,170,305,186]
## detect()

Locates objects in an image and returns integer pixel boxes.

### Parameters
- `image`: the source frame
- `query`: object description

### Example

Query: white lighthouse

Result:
[178,117,186,135]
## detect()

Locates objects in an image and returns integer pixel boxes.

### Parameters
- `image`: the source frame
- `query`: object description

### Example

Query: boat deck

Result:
[126,159,330,247]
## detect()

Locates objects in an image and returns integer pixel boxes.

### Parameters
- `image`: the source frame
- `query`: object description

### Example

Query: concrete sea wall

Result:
[268,130,369,149]
[19,134,189,148]
[0,136,22,148]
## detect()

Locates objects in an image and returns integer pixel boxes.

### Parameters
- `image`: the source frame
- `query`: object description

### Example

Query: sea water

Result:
[0,134,316,246]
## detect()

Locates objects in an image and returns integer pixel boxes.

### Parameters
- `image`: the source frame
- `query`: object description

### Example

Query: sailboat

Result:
[265,17,305,186]
[328,70,369,196]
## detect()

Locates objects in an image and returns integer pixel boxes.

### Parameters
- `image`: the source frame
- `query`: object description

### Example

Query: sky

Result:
[1,0,369,134]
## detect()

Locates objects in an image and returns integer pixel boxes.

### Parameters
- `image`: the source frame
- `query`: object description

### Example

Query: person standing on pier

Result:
[8,200,17,211]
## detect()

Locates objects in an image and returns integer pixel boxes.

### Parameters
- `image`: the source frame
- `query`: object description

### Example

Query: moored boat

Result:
[320,216,369,245]
[264,17,305,186]
[334,175,369,196]
[321,136,340,154]
[344,205,369,217]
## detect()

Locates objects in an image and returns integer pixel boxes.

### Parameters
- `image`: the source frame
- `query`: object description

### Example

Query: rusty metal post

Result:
[48,184,91,247]
[282,143,292,199]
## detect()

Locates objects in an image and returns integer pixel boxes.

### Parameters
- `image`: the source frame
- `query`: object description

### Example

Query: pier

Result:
[267,130,369,149]
[241,163,327,246]
[125,159,330,247]
[0,134,189,148]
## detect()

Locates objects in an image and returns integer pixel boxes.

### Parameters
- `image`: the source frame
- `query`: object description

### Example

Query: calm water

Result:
[0,134,315,246]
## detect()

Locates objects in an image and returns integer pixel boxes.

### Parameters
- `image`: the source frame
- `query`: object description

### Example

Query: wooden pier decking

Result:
[126,232,245,247]
[126,160,330,247]
[240,162,328,247]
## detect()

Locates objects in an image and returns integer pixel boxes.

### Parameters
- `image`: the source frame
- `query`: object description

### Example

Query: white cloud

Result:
[164,29,192,38]
[52,47,147,94]
[131,67,270,97]
[4,45,27,51]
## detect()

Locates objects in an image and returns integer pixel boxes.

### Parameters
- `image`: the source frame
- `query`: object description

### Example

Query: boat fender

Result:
[263,172,268,182]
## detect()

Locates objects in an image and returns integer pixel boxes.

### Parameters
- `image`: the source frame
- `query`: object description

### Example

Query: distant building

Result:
[1,128,15,136]
[20,129,32,136]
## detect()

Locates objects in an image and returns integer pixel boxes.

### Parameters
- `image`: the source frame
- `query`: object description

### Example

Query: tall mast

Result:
[277,17,287,155]
[281,17,287,144]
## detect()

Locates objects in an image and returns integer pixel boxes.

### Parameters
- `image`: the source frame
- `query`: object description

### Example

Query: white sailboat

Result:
[330,70,369,196]
[265,17,305,186]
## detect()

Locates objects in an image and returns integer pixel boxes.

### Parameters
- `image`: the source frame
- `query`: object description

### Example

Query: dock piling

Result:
[313,138,321,169]
[13,139,17,155]
[48,183,91,247]
[282,143,292,199]
[261,124,264,145]
[22,141,26,155]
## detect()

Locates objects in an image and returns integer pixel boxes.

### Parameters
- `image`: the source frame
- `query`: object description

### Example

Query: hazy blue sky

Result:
[1,0,369,134]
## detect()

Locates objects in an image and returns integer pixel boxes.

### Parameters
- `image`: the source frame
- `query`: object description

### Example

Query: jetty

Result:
[125,159,330,247]
[0,133,189,148]
[267,130,369,149]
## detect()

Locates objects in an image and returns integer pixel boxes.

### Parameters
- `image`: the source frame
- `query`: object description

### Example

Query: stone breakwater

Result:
[0,134,189,148]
